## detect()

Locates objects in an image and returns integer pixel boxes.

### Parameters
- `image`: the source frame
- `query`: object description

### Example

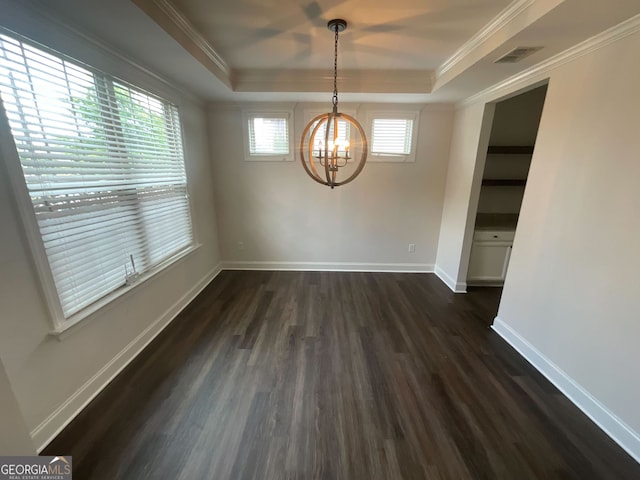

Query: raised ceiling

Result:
[163,0,513,70]
[17,0,640,102]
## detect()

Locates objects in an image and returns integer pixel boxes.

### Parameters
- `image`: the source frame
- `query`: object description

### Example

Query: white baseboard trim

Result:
[434,266,467,293]
[31,264,223,452]
[221,261,434,273]
[492,317,640,464]
[467,280,504,287]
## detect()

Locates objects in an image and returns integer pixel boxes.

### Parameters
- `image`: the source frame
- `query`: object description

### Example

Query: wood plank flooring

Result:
[44,271,640,479]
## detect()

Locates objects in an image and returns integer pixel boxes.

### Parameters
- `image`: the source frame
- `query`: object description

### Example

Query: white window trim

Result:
[0,109,67,327]
[1,111,198,336]
[242,109,294,162]
[365,110,420,163]
[52,244,201,339]
[0,28,199,335]
[0,107,199,336]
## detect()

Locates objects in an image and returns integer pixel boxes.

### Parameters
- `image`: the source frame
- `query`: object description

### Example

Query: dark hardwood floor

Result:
[44,271,639,479]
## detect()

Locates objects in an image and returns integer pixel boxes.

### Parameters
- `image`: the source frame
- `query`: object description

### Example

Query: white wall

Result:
[434,102,494,291]
[0,358,35,455]
[0,3,221,450]
[495,28,640,458]
[209,103,454,271]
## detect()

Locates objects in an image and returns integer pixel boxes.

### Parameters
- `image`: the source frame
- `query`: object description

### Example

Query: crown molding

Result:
[2,0,202,105]
[460,12,640,107]
[133,0,433,95]
[152,0,229,74]
[152,0,229,76]
[437,0,535,79]
[233,69,434,94]
[132,0,231,87]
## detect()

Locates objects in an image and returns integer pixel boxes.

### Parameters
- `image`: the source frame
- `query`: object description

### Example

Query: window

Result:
[372,118,413,155]
[302,109,354,161]
[243,111,292,161]
[309,117,350,158]
[0,30,194,326]
[367,111,419,162]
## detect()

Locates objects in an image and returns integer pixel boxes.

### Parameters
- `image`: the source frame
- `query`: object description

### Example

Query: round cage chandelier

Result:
[299,19,367,189]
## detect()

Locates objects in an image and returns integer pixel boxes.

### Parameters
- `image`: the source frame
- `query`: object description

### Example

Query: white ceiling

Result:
[168,0,512,70]
[22,0,640,102]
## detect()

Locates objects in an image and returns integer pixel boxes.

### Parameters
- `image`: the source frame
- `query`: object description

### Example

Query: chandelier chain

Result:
[332,23,339,111]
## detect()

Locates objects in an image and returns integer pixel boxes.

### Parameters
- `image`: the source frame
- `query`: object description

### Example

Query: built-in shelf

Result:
[487,145,534,155]
[482,179,527,186]
[475,213,519,230]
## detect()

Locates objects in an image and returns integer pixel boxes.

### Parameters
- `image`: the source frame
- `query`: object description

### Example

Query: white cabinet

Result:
[467,230,514,285]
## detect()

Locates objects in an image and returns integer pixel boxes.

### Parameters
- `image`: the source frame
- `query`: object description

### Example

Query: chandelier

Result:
[299,19,367,189]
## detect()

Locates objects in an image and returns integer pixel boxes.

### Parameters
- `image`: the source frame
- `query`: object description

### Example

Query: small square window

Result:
[372,118,413,155]
[367,111,419,162]
[243,111,293,161]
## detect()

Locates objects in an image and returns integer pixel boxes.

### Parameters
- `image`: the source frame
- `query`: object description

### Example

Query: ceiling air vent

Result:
[495,46,543,64]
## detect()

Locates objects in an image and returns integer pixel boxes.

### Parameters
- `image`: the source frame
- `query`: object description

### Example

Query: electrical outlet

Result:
[237,241,245,251]
[408,243,416,253]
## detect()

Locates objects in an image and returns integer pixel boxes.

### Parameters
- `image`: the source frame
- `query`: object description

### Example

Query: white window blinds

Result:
[247,114,289,155]
[0,31,194,320]
[371,118,414,155]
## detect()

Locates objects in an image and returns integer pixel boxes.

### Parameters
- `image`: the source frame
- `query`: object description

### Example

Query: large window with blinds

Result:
[0,30,194,326]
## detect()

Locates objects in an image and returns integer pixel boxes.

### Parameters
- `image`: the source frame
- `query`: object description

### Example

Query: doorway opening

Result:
[467,84,548,288]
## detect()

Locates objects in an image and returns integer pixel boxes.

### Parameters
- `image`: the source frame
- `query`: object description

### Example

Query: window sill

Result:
[49,243,202,341]
[243,155,294,162]
[368,153,415,163]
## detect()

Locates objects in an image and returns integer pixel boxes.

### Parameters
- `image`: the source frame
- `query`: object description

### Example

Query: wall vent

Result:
[495,46,543,63]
